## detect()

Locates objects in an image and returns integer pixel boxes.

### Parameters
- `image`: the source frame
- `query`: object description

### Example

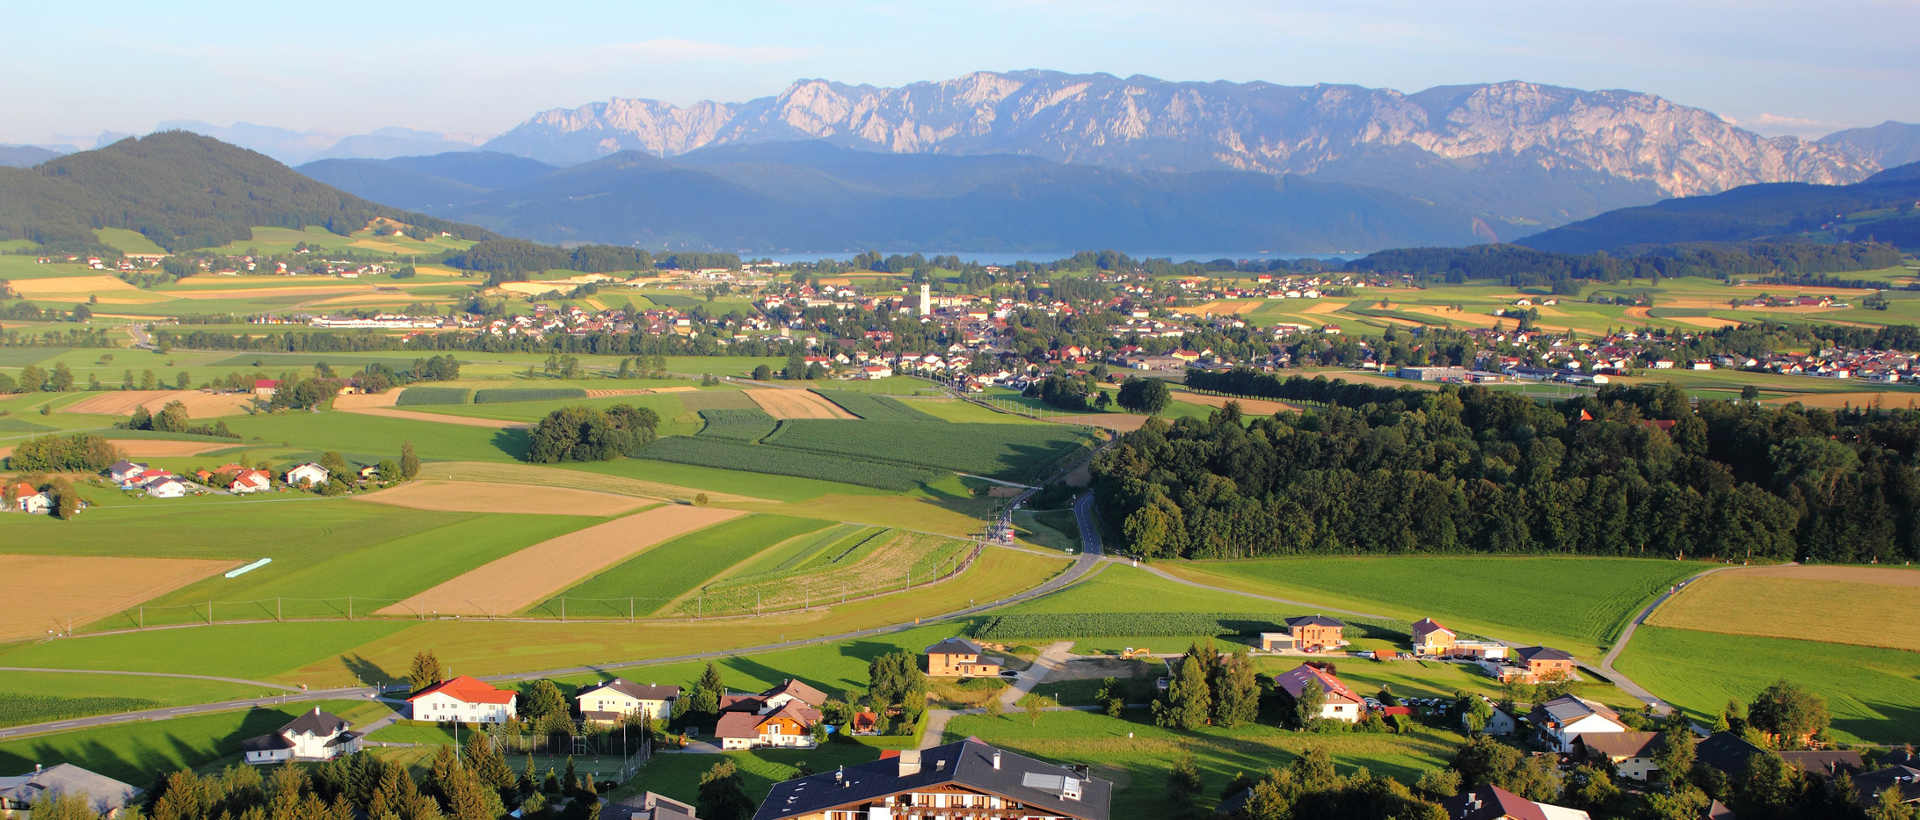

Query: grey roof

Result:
[0,764,140,812]
[1441,783,1546,820]
[925,637,985,655]
[610,791,698,820]
[578,678,682,702]
[1285,615,1345,628]
[1515,646,1573,662]
[108,460,141,474]
[1529,695,1617,727]
[752,739,1111,820]
[1855,765,1920,804]
[281,707,350,737]
[241,733,294,752]
[1695,732,1767,776]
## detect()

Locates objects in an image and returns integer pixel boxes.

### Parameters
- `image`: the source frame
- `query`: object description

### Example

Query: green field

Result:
[1614,626,1920,744]
[0,620,408,683]
[394,386,472,405]
[763,420,1092,482]
[538,514,833,616]
[637,435,940,491]
[695,407,778,441]
[683,530,974,616]
[810,390,944,422]
[221,409,520,462]
[1167,556,1705,656]
[0,700,376,783]
[0,672,266,728]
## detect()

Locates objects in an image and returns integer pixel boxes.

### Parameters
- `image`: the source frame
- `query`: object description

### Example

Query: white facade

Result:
[410,691,515,724]
[285,464,329,487]
[146,480,187,498]
[1542,712,1628,752]
[17,493,51,515]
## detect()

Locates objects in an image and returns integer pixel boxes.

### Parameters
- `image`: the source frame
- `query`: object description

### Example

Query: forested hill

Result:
[1098,376,1919,564]
[0,131,495,253]
[1517,161,1920,254]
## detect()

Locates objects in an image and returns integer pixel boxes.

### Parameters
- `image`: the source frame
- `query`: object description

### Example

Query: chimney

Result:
[898,749,922,777]
[837,766,847,787]
[991,750,1001,770]
[935,759,946,772]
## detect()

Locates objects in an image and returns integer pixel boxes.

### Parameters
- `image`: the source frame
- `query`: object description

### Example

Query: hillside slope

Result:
[309,141,1485,253]
[0,132,495,251]
[1518,161,1920,253]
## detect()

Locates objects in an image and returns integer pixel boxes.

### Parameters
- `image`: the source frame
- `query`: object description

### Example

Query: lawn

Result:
[941,708,1457,819]
[0,621,410,683]
[0,700,374,783]
[1614,626,1920,745]
[539,514,834,617]
[619,743,894,810]
[1165,556,1705,657]
[221,409,520,463]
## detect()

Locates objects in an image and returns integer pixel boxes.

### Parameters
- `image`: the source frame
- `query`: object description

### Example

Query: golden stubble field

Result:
[1649,564,1920,652]
[744,388,857,419]
[0,554,238,640]
[376,505,743,616]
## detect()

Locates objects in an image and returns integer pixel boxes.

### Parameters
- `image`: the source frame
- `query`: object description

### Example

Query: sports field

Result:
[1649,565,1920,651]
[378,505,743,616]
[0,555,236,640]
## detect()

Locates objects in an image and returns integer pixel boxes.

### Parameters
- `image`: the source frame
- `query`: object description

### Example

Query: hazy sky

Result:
[5,0,1915,146]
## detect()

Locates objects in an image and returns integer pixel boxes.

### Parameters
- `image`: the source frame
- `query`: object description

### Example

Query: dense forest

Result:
[1100,374,1920,563]
[0,132,492,253]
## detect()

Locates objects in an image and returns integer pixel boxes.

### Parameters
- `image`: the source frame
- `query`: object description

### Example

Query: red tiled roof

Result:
[1273,663,1362,705]
[408,674,514,704]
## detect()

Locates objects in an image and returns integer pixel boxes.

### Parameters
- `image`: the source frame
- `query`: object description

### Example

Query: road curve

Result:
[1593,564,1746,715]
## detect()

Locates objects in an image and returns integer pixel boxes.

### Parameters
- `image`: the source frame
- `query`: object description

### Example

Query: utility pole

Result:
[276,597,281,622]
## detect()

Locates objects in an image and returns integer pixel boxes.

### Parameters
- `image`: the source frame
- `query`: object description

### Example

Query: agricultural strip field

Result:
[1614,626,1920,744]
[0,555,237,640]
[0,620,410,682]
[1159,557,1706,657]
[811,390,944,422]
[336,405,529,428]
[220,409,520,462]
[637,436,940,491]
[432,460,766,503]
[544,514,832,617]
[473,387,588,403]
[395,386,473,405]
[677,530,976,616]
[763,420,1094,482]
[356,480,656,517]
[0,671,264,729]
[743,388,856,419]
[1648,565,1920,652]
[0,437,233,459]
[59,389,258,417]
[379,505,744,616]
[696,408,779,441]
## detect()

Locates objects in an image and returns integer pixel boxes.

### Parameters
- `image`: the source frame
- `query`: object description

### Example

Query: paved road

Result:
[1593,564,1745,715]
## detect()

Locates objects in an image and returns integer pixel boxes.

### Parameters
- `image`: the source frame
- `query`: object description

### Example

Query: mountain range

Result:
[301,141,1486,253]
[480,71,1904,230]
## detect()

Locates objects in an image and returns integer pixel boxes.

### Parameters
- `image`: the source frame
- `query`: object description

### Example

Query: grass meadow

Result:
[0,672,268,728]
[537,514,834,616]
[0,700,382,783]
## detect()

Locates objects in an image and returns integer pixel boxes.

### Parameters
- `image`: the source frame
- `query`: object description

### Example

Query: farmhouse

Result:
[253,379,280,398]
[1441,783,1591,820]
[409,675,517,724]
[576,679,681,725]
[924,637,1003,678]
[751,740,1112,820]
[107,461,147,484]
[284,462,330,487]
[144,477,188,498]
[241,708,362,764]
[1411,617,1456,656]
[1574,732,1664,781]
[716,679,829,750]
[1271,663,1363,723]
[1485,646,1576,683]
[229,469,272,494]
[0,763,140,816]
[1530,695,1627,753]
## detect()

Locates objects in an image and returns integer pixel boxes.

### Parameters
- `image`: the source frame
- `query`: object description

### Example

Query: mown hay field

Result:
[0,555,237,641]
[1649,565,1920,652]
[355,480,656,517]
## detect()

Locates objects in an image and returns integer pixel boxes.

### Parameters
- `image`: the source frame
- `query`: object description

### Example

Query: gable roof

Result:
[1412,617,1454,637]
[1271,663,1362,705]
[1855,765,1920,804]
[1285,614,1344,628]
[714,711,765,739]
[577,678,681,702]
[409,674,515,705]
[764,678,828,707]
[1695,732,1768,776]
[752,739,1111,820]
[1530,695,1620,728]
[1576,731,1662,759]
[1442,783,1547,820]
[1778,749,1865,778]
[925,637,986,656]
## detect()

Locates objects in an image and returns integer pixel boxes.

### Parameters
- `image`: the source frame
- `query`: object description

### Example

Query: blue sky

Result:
[5,0,1915,145]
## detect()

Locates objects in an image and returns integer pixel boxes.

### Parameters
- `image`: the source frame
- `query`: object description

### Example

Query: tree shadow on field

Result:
[491,427,531,460]
[340,653,402,690]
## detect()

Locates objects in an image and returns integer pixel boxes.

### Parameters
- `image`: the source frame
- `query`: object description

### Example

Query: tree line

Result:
[1098,375,1920,563]
[1347,241,1902,290]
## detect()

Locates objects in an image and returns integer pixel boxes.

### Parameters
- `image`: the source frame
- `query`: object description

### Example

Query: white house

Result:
[1530,695,1629,752]
[1271,663,1363,723]
[107,461,147,485]
[229,470,272,494]
[144,478,187,499]
[408,675,517,724]
[241,708,361,764]
[18,492,52,515]
[284,463,329,487]
[575,679,680,726]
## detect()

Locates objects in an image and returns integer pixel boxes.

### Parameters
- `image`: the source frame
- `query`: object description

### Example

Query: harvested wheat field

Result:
[377,505,743,616]
[62,390,258,417]
[1650,564,1920,652]
[584,389,654,398]
[744,389,857,419]
[1299,300,1348,315]
[1054,414,1148,432]
[1175,392,1301,415]
[0,554,236,640]
[5,276,142,297]
[0,437,230,459]
[1189,300,1262,316]
[358,480,655,516]
[331,391,401,410]
[339,406,527,428]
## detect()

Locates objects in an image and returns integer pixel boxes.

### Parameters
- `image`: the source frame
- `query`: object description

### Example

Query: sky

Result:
[5,0,1916,147]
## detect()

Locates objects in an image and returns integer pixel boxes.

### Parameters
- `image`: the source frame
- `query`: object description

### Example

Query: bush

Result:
[5,433,120,472]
